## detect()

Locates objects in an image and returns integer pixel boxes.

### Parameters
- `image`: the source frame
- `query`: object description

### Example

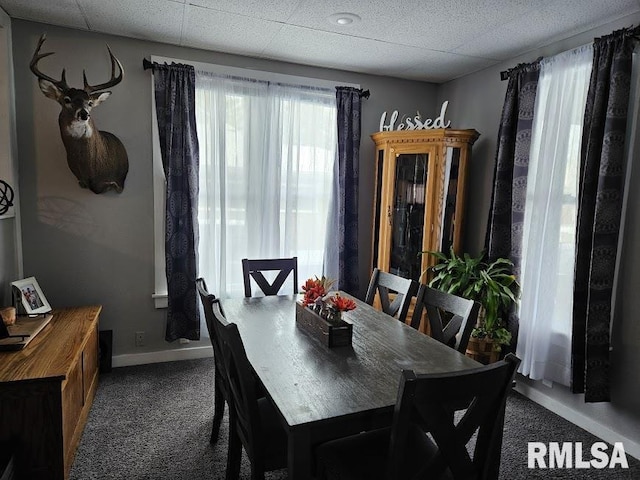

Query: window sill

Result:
[152,293,167,309]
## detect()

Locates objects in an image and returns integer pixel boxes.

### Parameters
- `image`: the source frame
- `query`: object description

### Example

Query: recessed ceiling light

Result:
[329,13,361,26]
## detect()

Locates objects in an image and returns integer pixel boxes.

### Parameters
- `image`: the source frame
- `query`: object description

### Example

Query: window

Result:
[516,45,593,385]
[196,72,338,297]
[152,57,358,305]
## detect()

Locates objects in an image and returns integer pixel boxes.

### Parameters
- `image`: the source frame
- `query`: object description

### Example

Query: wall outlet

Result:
[135,331,145,347]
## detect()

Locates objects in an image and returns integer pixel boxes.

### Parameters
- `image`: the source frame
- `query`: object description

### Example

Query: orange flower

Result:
[329,293,356,312]
[301,276,335,306]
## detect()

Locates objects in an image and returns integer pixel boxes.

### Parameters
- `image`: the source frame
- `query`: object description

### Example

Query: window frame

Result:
[150,55,358,307]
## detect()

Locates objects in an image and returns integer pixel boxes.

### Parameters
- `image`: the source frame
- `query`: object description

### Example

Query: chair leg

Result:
[211,375,225,443]
[226,416,242,480]
[250,467,265,480]
[250,454,266,480]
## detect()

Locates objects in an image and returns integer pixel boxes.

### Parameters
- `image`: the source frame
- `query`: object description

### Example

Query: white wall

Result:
[438,12,640,459]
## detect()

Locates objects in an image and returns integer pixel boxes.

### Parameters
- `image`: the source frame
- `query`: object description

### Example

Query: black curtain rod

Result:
[142,58,155,71]
[143,59,370,99]
[619,24,640,43]
[500,57,543,82]
[143,58,367,97]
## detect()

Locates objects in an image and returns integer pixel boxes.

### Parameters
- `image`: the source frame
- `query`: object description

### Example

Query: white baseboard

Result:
[112,345,213,368]
[515,382,640,461]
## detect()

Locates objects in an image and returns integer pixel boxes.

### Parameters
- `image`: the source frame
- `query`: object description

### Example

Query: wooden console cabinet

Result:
[0,306,101,479]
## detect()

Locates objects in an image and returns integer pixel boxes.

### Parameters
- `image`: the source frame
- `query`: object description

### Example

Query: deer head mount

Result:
[30,34,129,194]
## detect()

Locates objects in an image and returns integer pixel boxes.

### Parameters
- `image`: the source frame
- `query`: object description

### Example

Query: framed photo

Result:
[11,277,52,315]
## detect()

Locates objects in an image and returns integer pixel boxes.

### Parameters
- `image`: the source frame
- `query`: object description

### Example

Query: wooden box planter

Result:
[295,302,352,348]
[466,337,500,365]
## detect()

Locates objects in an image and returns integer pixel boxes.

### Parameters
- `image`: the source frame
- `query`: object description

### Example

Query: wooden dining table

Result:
[222,292,481,480]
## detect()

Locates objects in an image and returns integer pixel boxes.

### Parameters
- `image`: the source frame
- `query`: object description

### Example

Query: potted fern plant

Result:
[422,248,519,363]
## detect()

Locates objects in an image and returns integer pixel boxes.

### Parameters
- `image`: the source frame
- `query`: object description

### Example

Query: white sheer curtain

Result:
[516,45,593,386]
[195,71,337,298]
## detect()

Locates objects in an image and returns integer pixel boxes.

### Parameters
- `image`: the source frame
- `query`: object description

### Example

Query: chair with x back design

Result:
[316,354,521,480]
[242,257,298,297]
[411,284,481,353]
[364,268,419,324]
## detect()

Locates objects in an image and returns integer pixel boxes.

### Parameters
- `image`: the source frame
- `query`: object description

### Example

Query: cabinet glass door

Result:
[440,146,461,253]
[389,153,428,281]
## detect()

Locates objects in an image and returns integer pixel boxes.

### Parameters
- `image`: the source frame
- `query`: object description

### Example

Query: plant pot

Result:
[465,336,500,365]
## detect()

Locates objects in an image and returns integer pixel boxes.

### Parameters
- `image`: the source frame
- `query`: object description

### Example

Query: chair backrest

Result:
[196,277,226,336]
[364,268,418,323]
[196,278,228,378]
[242,257,298,297]
[216,319,266,464]
[387,354,520,480]
[411,284,480,353]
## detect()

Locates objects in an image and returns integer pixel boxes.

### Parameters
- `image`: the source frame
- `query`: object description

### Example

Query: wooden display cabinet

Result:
[370,129,479,331]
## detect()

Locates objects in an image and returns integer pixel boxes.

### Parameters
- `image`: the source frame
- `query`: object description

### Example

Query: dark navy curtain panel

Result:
[572,28,635,402]
[485,60,541,353]
[153,63,201,342]
[335,87,364,296]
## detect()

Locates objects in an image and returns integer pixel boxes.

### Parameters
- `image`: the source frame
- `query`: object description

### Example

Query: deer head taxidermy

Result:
[30,34,129,194]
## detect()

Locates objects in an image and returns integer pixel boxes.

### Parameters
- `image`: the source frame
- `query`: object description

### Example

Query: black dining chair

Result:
[411,284,481,354]
[242,257,298,297]
[364,268,418,324]
[316,353,521,480]
[216,318,288,480]
[196,277,230,444]
[0,443,15,480]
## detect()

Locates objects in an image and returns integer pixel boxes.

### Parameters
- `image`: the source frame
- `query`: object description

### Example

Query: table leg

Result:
[288,426,312,480]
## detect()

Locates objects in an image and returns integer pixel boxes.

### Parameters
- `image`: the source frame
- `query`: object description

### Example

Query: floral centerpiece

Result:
[297,276,355,347]
[300,276,356,323]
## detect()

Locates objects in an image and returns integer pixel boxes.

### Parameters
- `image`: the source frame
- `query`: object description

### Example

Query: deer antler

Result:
[83,45,124,93]
[29,34,70,90]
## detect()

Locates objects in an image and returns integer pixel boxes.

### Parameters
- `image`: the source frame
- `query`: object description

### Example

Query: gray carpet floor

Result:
[69,358,639,479]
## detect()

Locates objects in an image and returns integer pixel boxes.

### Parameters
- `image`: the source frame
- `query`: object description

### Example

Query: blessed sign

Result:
[379,100,451,132]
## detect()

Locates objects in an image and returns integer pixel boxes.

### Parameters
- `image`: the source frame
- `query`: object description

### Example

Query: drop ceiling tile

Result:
[285,0,419,38]
[0,0,87,30]
[539,0,640,37]
[188,0,302,22]
[2,0,639,85]
[400,55,499,84]
[399,0,535,51]
[182,4,283,56]
[453,0,640,60]
[78,0,184,44]
[452,24,544,62]
[286,0,534,52]
[262,24,475,82]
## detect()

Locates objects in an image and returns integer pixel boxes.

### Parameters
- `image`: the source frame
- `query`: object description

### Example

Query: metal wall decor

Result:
[379,101,452,132]
[0,179,14,215]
